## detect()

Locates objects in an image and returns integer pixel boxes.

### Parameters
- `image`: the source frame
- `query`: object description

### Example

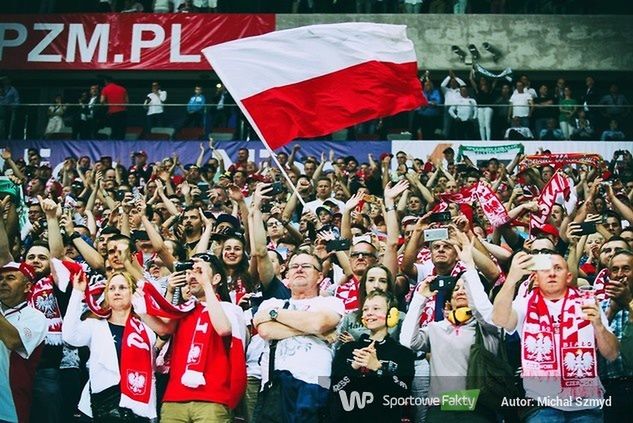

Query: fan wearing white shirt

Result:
[509,81,533,128]
[448,86,478,140]
[144,81,167,132]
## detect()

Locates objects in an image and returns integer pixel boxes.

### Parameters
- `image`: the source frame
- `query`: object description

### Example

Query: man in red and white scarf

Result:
[493,252,619,420]
[133,256,246,422]
[335,240,378,313]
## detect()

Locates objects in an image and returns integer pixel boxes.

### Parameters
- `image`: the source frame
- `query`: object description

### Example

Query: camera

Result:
[174,261,194,272]
[430,211,451,223]
[430,275,458,292]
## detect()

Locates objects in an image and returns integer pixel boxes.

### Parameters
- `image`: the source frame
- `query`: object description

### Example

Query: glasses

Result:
[288,263,320,271]
[350,251,376,259]
[267,221,281,228]
[530,248,557,255]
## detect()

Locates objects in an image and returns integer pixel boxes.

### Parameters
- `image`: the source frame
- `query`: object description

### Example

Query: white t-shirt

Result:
[258,296,344,387]
[511,294,609,411]
[145,90,167,116]
[509,91,533,117]
[0,303,47,422]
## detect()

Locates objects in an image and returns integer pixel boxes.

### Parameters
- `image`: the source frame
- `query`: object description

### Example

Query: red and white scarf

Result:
[141,281,246,409]
[439,182,510,228]
[591,268,609,301]
[518,153,602,173]
[83,281,153,411]
[529,170,572,235]
[418,261,467,327]
[28,275,63,345]
[335,275,360,313]
[521,287,601,397]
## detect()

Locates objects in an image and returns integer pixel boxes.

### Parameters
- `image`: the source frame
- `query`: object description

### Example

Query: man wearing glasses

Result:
[253,252,344,423]
[335,241,378,313]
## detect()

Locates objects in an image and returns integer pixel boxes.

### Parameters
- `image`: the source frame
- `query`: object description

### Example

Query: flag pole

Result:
[234,104,308,207]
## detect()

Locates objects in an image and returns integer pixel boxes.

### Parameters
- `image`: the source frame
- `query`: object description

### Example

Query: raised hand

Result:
[344,192,364,212]
[384,180,410,202]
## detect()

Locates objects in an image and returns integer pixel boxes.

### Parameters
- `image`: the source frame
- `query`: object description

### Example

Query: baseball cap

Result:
[402,216,419,226]
[215,213,240,229]
[133,151,147,157]
[536,224,559,238]
[0,262,36,281]
[316,206,332,216]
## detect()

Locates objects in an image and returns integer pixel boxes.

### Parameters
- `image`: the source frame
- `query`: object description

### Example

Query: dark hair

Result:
[25,240,50,258]
[192,253,230,302]
[604,210,622,222]
[165,239,187,262]
[362,289,398,313]
[221,235,255,293]
[356,264,396,324]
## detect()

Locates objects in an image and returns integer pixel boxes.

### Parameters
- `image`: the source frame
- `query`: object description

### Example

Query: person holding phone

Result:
[493,252,619,422]
[400,235,501,422]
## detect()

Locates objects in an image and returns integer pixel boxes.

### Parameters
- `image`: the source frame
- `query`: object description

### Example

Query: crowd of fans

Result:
[7,0,625,15]
[1,139,633,423]
[1,72,630,142]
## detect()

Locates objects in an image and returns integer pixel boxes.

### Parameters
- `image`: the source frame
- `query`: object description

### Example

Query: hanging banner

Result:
[0,14,275,70]
[518,153,602,173]
[456,143,524,161]
[530,170,571,234]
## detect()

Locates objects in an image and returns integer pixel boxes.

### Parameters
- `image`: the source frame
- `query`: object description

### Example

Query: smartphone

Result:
[430,211,452,223]
[197,182,210,198]
[326,239,351,253]
[269,181,284,196]
[430,275,458,292]
[362,194,378,203]
[578,222,597,236]
[423,228,449,242]
[528,254,553,271]
[260,202,273,213]
[114,190,125,201]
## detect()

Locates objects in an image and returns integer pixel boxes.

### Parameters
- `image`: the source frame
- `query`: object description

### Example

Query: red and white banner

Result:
[530,170,571,234]
[0,14,274,70]
[203,22,426,149]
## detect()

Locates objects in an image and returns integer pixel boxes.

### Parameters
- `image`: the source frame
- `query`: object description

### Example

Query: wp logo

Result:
[339,391,374,411]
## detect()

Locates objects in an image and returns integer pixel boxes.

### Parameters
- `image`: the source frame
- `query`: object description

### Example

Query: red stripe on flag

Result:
[241,60,425,149]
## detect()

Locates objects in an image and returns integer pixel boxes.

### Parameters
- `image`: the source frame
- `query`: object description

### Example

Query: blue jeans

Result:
[525,407,602,423]
[30,368,62,423]
[277,370,329,423]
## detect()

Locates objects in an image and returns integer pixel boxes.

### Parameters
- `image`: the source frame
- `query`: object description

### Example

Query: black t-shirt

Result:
[108,322,125,364]
[533,95,556,120]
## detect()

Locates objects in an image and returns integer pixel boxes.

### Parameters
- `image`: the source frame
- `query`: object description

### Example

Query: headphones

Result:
[446,307,473,326]
[361,291,400,328]
[386,307,400,328]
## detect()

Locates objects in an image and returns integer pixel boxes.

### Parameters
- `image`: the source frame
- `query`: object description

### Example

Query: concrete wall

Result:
[276,14,633,72]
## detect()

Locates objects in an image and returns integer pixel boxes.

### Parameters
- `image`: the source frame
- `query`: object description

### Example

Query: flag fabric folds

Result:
[203,22,426,149]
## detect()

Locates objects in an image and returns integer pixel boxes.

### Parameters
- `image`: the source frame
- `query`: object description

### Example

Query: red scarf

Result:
[591,268,609,301]
[518,153,601,173]
[28,275,63,345]
[83,281,153,408]
[335,275,360,313]
[141,282,246,409]
[522,287,601,397]
[529,170,571,234]
[439,182,510,228]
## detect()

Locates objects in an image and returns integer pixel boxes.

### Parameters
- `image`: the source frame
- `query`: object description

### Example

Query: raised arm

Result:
[383,180,409,277]
[40,196,64,259]
[250,183,276,289]
[492,252,533,332]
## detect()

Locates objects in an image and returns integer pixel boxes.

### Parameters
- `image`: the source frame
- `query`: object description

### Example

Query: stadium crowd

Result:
[1,139,633,423]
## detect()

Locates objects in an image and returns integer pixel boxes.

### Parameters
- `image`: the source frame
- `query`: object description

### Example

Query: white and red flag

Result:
[203,22,426,149]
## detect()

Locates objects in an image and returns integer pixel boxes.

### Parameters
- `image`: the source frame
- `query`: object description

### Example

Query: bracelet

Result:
[385,205,396,212]
[69,232,82,241]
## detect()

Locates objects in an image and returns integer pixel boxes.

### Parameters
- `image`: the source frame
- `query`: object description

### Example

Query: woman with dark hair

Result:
[335,264,406,349]
[221,232,256,308]
[62,271,156,422]
[330,290,415,422]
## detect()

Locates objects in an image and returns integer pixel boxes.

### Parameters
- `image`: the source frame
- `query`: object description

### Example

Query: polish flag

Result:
[203,23,426,149]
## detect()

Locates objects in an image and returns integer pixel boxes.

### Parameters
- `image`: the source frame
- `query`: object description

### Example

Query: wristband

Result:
[69,232,82,241]
[385,205,396,212]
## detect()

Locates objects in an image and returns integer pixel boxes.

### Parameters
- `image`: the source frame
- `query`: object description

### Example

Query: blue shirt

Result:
[187,94,206,114]
[418,88,442,117]
[599,300,633,380]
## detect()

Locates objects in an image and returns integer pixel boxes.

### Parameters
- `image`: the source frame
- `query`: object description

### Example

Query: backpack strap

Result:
[265,300,290,388]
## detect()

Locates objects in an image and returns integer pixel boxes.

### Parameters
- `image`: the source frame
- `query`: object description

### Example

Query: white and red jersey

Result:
[0,302,47,423]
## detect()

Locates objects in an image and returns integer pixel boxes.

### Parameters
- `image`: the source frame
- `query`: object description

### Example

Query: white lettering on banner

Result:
[339,391,374,411]
[66,23,109,63]
[130,24,165,63]
[27,23,64,62]
[0,23,27,60]
[170,24,200,63]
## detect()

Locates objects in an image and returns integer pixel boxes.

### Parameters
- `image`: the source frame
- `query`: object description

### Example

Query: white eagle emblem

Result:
[525,333,553,362]
[127,372,146,394]
[564,350,594,378]
[187,345,201,364]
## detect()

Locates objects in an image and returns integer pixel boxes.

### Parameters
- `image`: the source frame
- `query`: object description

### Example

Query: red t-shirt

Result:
[101,83,128,114]
[163,304,232,405]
